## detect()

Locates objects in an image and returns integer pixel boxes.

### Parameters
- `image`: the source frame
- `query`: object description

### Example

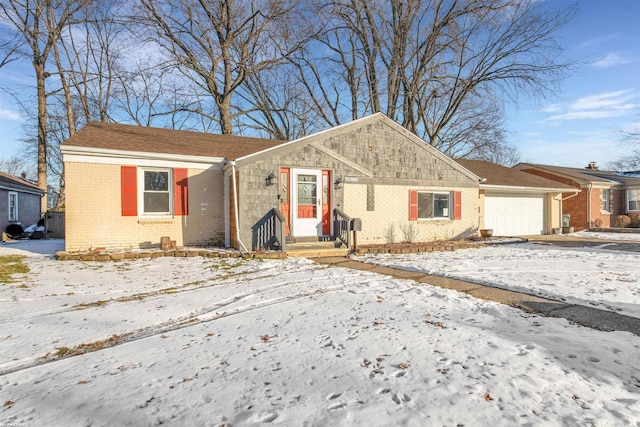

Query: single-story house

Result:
[514,162,640,230]
[456,160,576,236]
[0,171,44,236]
[61,113,482,252]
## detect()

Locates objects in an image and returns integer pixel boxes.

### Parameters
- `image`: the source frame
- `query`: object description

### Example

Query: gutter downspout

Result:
[230,160,249,253]
[586,183,593,229]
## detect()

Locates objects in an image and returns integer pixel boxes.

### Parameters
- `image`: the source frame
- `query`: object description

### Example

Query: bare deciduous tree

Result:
[293,0,573,157]
[139,0,302,135]
[0,155,34,179]
[0,0,88,211]
[608,125,640,171]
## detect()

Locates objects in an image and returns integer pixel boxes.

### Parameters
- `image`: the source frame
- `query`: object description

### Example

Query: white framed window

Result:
[628,189,640,212]
[601,189,610,212]
[139,168,172,215]
[8,191,18,221]
[418,191,450,219]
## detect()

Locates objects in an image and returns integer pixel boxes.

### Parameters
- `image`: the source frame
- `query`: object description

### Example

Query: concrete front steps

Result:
[285,239,350,258]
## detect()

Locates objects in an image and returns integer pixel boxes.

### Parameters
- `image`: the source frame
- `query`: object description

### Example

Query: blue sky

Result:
[0,0,638,169]
[505,0,640,168]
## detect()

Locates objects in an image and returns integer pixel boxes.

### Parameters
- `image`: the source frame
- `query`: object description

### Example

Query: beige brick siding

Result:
[65,162,224,252]
[344,184,479,244]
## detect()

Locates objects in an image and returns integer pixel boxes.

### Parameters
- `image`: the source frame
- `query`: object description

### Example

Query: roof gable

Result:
[62,121,287,160]
[237,113,480,183]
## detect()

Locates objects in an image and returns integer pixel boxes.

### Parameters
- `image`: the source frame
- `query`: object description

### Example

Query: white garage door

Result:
[484,193,545,236]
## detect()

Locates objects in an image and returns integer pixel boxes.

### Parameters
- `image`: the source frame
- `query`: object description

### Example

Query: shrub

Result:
[399,222,419,243]
[629,213,640,228]
[613,215,631,228]
[589,218,602,228]
[384,223,396,244]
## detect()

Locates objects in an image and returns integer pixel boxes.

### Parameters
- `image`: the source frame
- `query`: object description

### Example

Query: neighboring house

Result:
[514,162,640,230]
[60,113,482,252]
[456,160,576,236]
[0,171,44,234]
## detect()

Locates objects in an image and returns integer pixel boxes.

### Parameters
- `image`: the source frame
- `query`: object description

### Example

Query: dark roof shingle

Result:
[62,121,287,160]
[456,159,576,190]
[517,163,640,187]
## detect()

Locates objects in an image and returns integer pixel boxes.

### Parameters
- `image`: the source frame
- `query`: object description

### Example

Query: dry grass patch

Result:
[0,255,29,283]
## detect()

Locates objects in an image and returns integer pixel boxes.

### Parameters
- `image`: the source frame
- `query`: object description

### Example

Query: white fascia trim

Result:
[62,145,225,170]
[481,184,578,193]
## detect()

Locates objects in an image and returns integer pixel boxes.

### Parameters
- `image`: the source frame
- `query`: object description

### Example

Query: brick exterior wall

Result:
[613,189,626,218]
[65,162,225,252]
[236,119,479,247]
[344,184,479,244]
[562,191,585,230]
[520,168,618,230]
[520,169,580,188]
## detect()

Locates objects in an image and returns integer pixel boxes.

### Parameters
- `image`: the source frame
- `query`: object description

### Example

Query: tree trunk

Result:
[35,59,48,213]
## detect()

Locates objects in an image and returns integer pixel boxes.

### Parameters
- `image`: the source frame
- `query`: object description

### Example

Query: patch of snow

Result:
[0,239,65,257]
[358,242,640,318]
[0,248,639,425]
[570,231,640,241]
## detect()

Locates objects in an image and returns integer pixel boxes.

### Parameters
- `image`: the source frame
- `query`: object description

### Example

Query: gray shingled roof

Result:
[456,159,576,190]
[62,121,288,160]
[0,171,44,194]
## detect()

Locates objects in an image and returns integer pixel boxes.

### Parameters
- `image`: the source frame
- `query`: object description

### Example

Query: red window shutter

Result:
[408,190,418,221]
[453,191,462,220]
[121,166,137,216]
[174,168,189,216]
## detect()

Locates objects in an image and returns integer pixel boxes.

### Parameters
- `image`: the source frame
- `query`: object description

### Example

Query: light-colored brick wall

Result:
[65,162,224,252]
[344,184,479,244]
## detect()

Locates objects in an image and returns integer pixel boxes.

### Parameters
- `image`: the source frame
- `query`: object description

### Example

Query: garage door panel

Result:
[485,193,545,236]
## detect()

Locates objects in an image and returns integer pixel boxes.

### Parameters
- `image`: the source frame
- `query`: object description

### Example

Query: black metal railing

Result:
[252,207,286,252]
[333,208,353,250]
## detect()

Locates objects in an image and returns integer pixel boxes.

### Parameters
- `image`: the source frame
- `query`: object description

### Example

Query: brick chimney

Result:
[586,162,598,170]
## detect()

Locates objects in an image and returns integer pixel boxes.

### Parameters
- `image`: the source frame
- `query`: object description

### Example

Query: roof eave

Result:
[480,184,579,193]
[61,144,225,164]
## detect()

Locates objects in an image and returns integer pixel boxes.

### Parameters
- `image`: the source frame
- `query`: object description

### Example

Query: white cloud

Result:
[540,103,562,113]
[577,33,618,49]
[590,52,633,68]
[0,109,22,121]
[570,90,635,110]
[543,90,639,123]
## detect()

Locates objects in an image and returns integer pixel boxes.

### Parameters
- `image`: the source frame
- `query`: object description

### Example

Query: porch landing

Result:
[285,240,350,258]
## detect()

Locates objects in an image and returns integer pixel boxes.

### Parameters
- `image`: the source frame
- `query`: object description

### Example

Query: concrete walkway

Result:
[314,256,640,337]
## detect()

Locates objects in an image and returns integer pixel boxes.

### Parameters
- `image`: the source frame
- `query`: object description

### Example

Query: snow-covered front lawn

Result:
[1,239,639,426]
[358,242,640,318]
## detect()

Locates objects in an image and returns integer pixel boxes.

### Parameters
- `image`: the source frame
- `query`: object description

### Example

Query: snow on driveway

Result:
[359,242,640,318]
[0,241,639,425]
[571,231,640,241]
